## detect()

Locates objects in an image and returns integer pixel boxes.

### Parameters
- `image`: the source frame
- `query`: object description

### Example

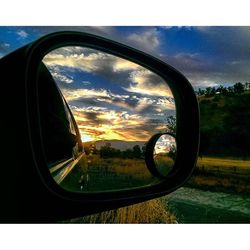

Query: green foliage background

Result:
[198,83,250,158]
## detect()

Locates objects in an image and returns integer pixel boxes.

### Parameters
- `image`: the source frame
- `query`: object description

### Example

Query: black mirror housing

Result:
[0,32,199,222]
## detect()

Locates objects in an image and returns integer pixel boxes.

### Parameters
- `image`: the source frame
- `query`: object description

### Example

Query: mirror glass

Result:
[154,134,177,177]
[40,46,176,193]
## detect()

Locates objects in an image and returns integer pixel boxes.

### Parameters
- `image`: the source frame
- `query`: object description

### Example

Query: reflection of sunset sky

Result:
[154,134,176,155]
[1,27,249,140]
[43,47,176,142]
[2,26,250,89]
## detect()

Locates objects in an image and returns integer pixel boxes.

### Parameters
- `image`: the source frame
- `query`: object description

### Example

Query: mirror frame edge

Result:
[24,31,199,214]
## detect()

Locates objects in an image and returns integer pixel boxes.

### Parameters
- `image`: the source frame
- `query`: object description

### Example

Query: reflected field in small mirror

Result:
[41,46,176,192]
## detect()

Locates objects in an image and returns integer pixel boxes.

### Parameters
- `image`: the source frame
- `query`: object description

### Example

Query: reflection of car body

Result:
[38,63,83,164]
[38,63,86,184]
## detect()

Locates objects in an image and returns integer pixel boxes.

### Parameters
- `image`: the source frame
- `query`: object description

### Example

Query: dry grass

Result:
[187,174,250,193]
[69,155,156,192]
[195,157,250,176]
[187,157,250,194]
[68,199,177,224]
[84,155,152,178]
[197,157,250,169]
[61,155,177,224]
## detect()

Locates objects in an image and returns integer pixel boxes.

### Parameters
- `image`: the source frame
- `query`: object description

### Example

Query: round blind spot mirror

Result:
[154,134,177,177]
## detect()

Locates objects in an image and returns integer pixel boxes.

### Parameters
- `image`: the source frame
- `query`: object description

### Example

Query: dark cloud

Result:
[126,27,160,53]
[163,52,250,87]
[161,27,250,87]
[68,98,102,107]
[17,26,118,41]
[83,112,99,123]
[137,72,168,89]
[110,95,139,109]
[92,60,130,84]
[69,95,138,112]
[195,27,250,61]
[16,26,161,55]
[44,47,138,88]
[138,104,158,115]
[44,26,250,88]
[67,90,175,116]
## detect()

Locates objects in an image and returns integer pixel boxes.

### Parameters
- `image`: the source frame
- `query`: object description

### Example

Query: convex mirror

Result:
[154,134,177,177]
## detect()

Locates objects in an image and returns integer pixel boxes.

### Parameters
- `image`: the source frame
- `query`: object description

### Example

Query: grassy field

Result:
[197,156,250,169]
[154,155,174,176]
[60,154,250,194]
[60,155,157,192]
[60,155,250,223]
[60,154,177,223]
[187,156,250,194]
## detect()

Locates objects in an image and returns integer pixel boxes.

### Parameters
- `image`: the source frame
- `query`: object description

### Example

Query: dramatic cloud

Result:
[194,26,250,60]
[40,26,250,88]
[42,45,176,142]
[62,88,109,101]
[51,71,73,84]
[162,52,219,87]
[44,47,141,76]
[61,87,174,112]
[63,87,175,142]
[154,134,176,154]
[3,26,250,89]
[42,26,117,39]
[164,51,250,87]
[127,28,160,53]
[43,47,174,96]
[159,27,250,87]
[126,69,172,96]
[7,26,160,54]
[113,59,141,72]
[71,106,169,142]
[44,52,103,72]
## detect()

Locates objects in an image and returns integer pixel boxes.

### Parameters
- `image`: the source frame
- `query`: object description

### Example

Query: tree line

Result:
[198,87,250,158]
[84,142,146,159]
[100,143,146,159]
[195,82,249,97]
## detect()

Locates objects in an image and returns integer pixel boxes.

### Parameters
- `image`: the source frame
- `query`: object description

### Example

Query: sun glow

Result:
[81,133,95,142]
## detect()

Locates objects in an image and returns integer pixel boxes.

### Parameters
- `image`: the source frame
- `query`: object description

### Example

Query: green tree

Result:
[205,87,216,97]
[166,115,176,134]
[100,142,112,158]
[223,93,250,158]
[244,82,250,90]
[168,144,177,160]
[122,148,134,159]
[216,85,228,95]
[198,88,205,96]
[132,145,142,159]
[233,82,244,94]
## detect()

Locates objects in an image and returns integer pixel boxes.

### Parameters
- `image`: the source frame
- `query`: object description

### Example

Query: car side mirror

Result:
[0,31,199,222]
